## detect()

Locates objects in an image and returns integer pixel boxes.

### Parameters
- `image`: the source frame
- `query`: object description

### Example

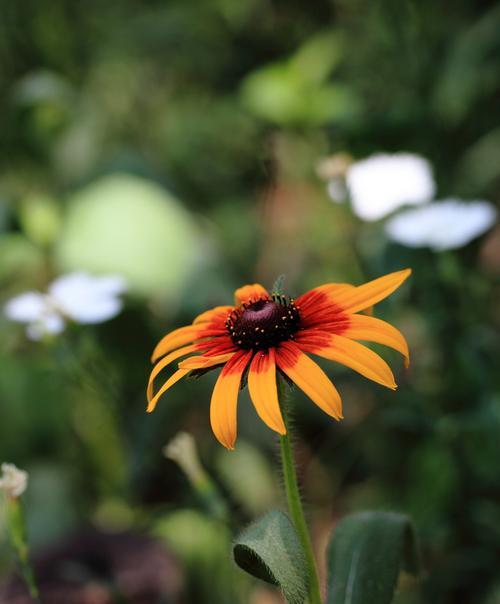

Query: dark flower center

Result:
[226,296,301,350]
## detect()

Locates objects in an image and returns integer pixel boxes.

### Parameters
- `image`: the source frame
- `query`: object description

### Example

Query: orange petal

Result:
[146,368,190,413]
[299,332,397,390]
[147,352,236,413]
[147,344,198,402]
[151,325,203,362]
[234,283,270,306]
[307,283,354,296]
[343,314,409,367]
[295,283,353,313]
[276,342,343,420]
[210,351,253,449]
[193,306,233,325]
[331,269,411,314]
[248,349,286,435]
[316,285,374,316]
[179,352,236,370]
[151,324,226,362]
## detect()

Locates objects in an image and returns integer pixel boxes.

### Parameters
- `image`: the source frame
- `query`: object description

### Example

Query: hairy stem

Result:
[279,397,323,604]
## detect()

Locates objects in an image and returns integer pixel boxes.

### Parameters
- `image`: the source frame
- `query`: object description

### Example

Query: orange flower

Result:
[147,270,411,449]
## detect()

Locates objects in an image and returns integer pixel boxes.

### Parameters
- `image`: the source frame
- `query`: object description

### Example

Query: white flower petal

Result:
[385,200,498,251]
[0,463,28,498]
[26,313,65,340]
[50,272,127,300]
[4,292,47,323]
[62,297,123,324]
[49,271,126,324]
[92,275,128,296]
[346,153,435,221]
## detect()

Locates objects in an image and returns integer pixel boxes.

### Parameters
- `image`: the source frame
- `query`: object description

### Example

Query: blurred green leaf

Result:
[0,234,45,284]
[215,439,278,516]
[19,194,62,247]
[241,64,358,126]
[241,31,360,126]
[433,4,500,125]
[56,173,200,297]
[326,511,419,604]
[291,31,343,84]
[233,510,308,604]
[156,509,231,567]
[25,465,76,548]
[155,509,241,604]
[405,439,459,524]
[456,127,500,193]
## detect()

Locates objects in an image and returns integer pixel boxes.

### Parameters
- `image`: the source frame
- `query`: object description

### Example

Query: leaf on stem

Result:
[233,509,308,604]
[326,511,419,604]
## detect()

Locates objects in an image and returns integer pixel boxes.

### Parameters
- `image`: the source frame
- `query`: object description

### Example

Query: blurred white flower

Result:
[4,272,127,340]
[385,199,498,251]
[0,463,28,499]
[346,153,435,221]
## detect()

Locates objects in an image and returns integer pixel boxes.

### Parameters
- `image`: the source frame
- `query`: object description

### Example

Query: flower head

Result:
[148,271,411,449]
[385,199,498,251]
[4,271,127,340]
[346,153,435,221]
[0,463,28,499]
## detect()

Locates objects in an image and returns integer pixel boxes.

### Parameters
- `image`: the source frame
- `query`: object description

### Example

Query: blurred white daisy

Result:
[0,463,28,499]
[385,199,498,251]
[4,272,127,340]
[346,153,435,221]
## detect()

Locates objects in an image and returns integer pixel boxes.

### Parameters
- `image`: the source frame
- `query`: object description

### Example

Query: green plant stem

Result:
[279,405,323,604]
[6,498,41,603]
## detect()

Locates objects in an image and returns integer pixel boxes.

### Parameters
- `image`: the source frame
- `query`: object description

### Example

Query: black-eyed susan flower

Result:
[147,270,411,449]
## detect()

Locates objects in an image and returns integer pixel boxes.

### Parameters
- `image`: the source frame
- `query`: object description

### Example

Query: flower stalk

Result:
[278,385,323,604]
[4,497,41,602]
[164,432,229,521]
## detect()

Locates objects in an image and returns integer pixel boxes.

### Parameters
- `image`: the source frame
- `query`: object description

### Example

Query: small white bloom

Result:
[0,463,28,498]
[4,292,47,322]
[3,272,127,339]
[26,313,65,340]
[346,153,435,221]
[385,199,498,251]
[4,293,65,340]
[48,272,127,324]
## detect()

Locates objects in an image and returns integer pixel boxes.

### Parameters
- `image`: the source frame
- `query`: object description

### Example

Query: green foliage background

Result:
[0,1,499,603]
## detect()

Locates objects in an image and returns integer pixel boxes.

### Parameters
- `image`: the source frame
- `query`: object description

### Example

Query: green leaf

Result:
[326,511,419,604]
[233,510,308,604]
[56,173,200,297]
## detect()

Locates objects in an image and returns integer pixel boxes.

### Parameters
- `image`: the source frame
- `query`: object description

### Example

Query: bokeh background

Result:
[1,1,499,603]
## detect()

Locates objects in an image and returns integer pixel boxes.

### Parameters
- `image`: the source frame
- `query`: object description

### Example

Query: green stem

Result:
[279,403,323,604]
[6,499,41,602]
